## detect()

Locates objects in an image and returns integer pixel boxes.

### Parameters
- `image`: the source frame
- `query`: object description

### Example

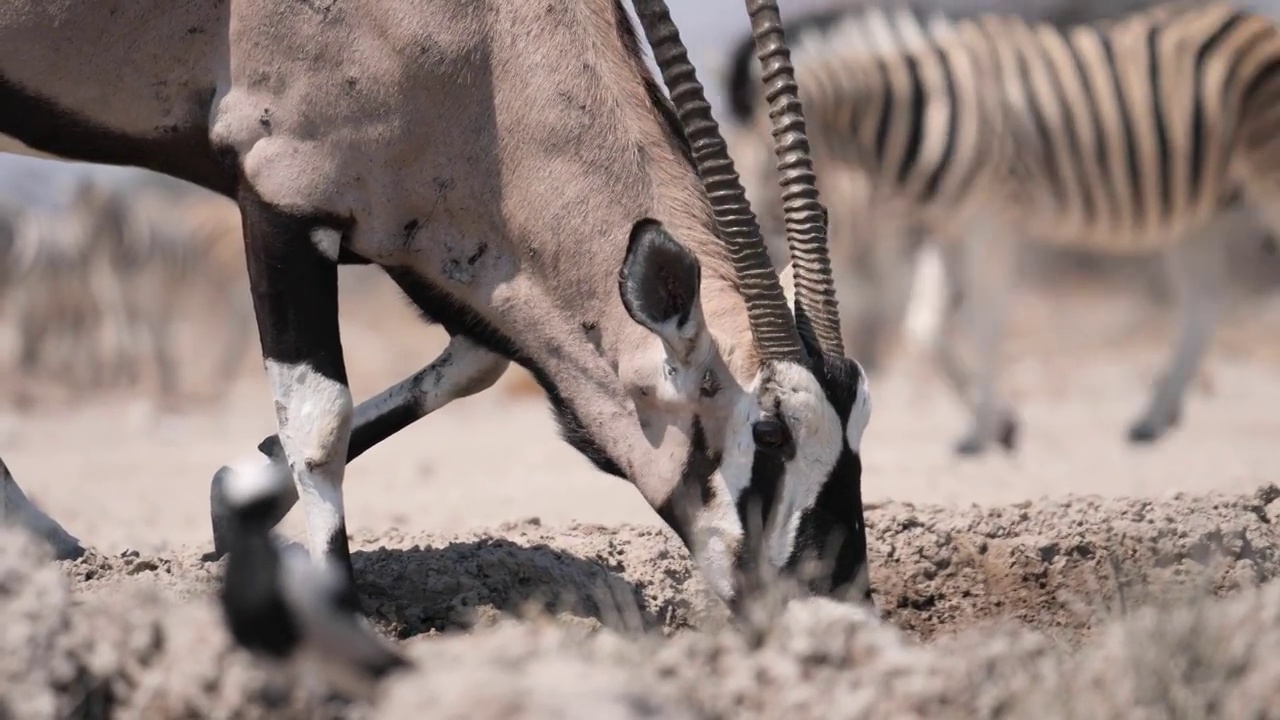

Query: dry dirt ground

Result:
[4,265,1280,718]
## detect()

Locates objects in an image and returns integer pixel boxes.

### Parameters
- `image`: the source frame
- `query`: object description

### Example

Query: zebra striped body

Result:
[1,179,251,406]
[5,201,124,391]
[732,1,1280,452]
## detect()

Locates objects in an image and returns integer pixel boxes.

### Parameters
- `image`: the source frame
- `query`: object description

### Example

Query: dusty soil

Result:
[4,258,1280,718]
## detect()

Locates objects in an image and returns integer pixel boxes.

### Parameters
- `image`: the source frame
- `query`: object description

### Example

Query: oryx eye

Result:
[752,417,793,456]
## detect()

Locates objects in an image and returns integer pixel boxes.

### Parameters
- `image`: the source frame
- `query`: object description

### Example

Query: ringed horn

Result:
[631,0,845,363]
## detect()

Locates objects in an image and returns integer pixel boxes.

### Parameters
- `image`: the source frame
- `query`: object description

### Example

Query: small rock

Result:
[126,559,160,575]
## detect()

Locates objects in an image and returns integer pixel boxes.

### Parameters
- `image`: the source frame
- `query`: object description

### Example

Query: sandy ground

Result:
[3,264,1280,718]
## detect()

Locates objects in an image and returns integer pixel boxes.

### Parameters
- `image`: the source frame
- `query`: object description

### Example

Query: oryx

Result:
[0,0,873,610]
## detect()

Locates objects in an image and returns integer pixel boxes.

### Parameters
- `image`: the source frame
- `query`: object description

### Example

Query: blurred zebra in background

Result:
[0,157,252,408]
[720,0,1180,378]
[726,0,1280,454]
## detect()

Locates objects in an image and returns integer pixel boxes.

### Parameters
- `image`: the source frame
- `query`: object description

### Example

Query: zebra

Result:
[3,196,132,395]
[0,0,874,612]
[70,180,254,406]
[722,0,1187,380]
[727,0,1280,455]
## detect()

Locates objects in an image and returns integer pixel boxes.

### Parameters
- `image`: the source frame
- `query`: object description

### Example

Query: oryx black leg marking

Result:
[239,186,356,595]
[209,336,509,558]
[347,336,508,461]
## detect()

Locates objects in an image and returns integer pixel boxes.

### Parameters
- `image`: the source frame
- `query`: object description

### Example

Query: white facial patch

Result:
[762,361,843,569]
[310,227,342,262]
[846,363,873,453]
[689,484,745,602]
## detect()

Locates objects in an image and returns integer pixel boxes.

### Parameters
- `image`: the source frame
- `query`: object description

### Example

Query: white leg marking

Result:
[265,360,353,560]
[309,228,342,263]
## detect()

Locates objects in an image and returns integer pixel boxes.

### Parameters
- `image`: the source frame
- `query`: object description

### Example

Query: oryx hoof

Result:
[207,465,236,561]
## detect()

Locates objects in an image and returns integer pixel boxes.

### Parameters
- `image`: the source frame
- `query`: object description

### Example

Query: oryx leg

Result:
[1127,225,1227,443]
[943,225,1020,456]
[0,457,85,560]
[231,191,358,597]
[208,332,509,558]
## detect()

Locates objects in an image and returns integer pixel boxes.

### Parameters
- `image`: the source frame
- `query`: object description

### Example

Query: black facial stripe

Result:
[655,418,719,548]
[793,449,866,595]
[736,443,785,568]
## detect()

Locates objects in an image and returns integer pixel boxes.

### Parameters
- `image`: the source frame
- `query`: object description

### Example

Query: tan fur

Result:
[197,0,772,503]
[0,1,869,602]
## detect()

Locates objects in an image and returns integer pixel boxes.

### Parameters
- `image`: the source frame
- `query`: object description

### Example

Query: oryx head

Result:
[623,0,873,609]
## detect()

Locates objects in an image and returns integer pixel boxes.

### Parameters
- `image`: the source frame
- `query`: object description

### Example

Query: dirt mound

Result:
[2,484,1279,718]
[870,483,1280,641]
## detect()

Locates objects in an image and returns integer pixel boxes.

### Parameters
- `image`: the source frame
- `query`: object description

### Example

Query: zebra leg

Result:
[1127,232,1226,444]
[228,191,358,598]
[208,334,508,558]
[210,284,256,394]
[0,457,85,560]
[847,222,927,375]
[949,226,1020,456]
[142,287,183,407]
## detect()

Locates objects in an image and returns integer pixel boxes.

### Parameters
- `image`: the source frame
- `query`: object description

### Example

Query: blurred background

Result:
[2,0,1280,556]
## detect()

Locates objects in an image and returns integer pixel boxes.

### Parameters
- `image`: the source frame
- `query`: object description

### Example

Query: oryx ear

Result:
[619,218,705,366]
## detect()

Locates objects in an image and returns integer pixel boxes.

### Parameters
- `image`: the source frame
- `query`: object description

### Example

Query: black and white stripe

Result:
[729,1,1280,453]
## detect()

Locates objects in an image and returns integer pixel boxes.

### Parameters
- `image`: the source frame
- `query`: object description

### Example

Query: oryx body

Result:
[0,0,873,609]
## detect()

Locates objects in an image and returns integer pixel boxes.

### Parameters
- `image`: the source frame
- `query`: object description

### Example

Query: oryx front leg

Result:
[209,334,508,557]
[1128,232,1226,444]
[238,192,355,589]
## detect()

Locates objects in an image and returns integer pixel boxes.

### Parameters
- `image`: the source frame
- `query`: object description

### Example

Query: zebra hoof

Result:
[1127,420,1168,444]
[953,435,988,456]
[998,414,1019,453]
[1128,406,1179,445]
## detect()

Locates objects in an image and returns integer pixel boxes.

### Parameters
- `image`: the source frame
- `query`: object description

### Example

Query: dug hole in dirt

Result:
[3,484,1280,719]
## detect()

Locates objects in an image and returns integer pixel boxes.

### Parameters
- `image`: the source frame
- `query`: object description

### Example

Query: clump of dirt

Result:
[3,485,1279,718]
[869,483,1280,641]
[375,579,1280,719]
[0,527,343,719]
[346,519,725,638]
